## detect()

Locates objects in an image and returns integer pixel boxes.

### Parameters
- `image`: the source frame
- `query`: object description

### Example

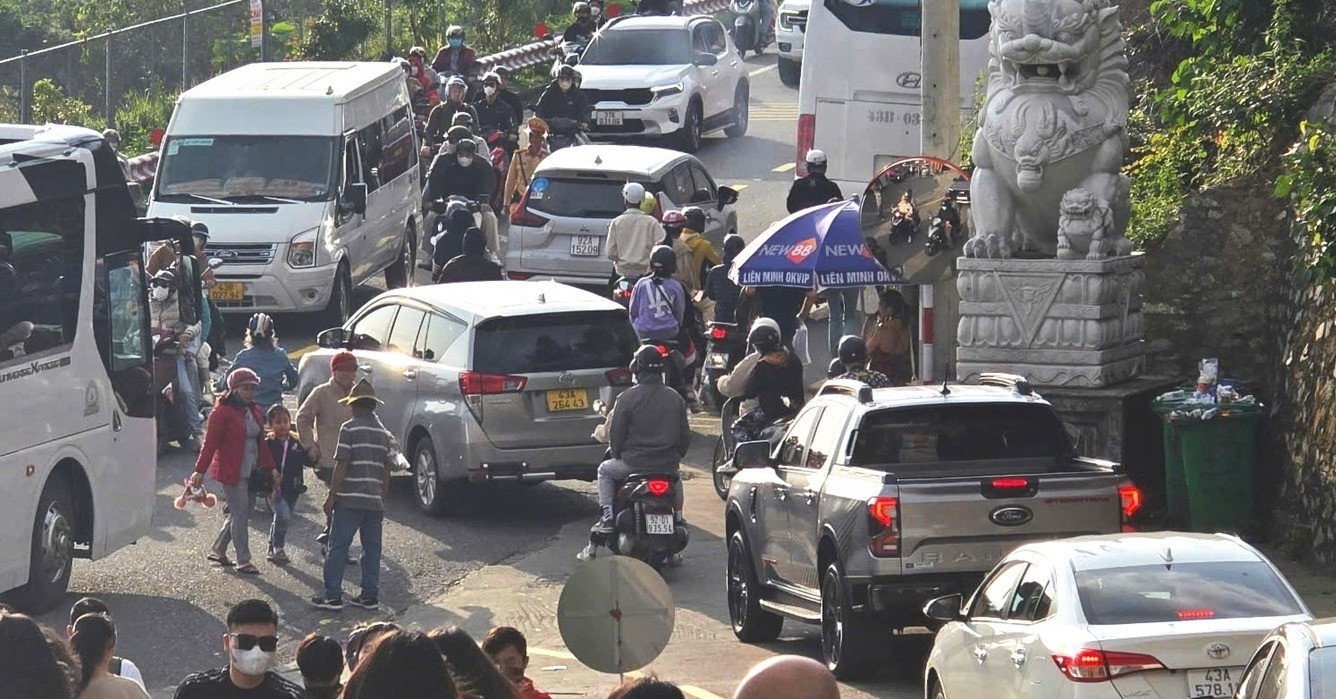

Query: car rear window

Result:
[849,403,1073,469]
[1074,561,1304,625]
[472,310,638,374]
[528,177,653,218]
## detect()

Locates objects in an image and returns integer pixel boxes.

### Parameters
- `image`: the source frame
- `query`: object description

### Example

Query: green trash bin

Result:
[1151,395,1195,525]
[1153,399,1263,532]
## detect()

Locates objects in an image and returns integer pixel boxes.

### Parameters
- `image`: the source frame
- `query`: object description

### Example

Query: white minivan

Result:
[148,62,421,323]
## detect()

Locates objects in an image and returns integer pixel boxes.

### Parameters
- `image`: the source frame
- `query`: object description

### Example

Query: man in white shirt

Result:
[605,182,665,287]
[68,597,145,689]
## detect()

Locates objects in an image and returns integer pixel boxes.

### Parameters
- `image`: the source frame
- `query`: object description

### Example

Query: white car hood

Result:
[147,199,329,244]
[578,65,690,90]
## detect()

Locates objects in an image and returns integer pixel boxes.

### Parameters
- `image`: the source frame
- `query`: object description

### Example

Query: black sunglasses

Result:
[231,633,278,652]
[150,280,173,288]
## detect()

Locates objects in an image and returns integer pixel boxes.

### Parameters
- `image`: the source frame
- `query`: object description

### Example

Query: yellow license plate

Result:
[546,388,589,412]
[212,282,245,302]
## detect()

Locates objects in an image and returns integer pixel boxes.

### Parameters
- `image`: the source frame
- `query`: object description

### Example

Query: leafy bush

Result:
[31,79,104,130]
[1278,121,1336,282]
[114,81,176,155]
[298,0,376,61]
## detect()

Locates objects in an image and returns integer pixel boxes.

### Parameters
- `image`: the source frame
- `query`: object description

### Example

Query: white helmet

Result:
[805,149,827,166]
[622,182,646,204]
[750,317,781,335]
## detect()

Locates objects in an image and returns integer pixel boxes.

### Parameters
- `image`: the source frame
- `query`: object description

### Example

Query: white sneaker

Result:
[577,543,599,561]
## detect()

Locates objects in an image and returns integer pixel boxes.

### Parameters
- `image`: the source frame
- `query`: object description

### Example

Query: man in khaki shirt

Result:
[296,350,356,560]
[605,182,665,284]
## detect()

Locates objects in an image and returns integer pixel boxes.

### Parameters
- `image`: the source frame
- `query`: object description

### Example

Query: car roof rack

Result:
[818,379,874,404]
[978,372,1035,397]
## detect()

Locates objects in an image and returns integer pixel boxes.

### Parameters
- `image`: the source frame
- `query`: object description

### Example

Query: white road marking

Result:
[772,162,797,173]
[749,64,778,77]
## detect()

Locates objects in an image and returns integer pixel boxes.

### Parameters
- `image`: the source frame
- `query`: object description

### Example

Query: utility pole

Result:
[919,0,961,383]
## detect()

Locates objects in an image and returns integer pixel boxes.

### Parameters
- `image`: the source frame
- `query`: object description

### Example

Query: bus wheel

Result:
[10,477,75,612]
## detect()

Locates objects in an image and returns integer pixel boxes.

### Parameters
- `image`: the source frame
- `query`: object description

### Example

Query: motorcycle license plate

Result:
[645,513,674,535]
[707,352,730,369]
[212,282,244,302]
[570,235,600,256]
[596,111,624,126]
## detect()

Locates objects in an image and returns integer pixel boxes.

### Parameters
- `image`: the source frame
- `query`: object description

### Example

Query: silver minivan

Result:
[297,281,639,515]
[504,144,740,286]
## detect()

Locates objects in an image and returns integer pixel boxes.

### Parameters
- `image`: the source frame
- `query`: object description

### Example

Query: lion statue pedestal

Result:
[955,0,1144,388]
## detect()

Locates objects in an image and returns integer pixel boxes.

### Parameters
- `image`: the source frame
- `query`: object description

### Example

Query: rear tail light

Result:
[647,479,670,497]
[795,113,815,177]
[507,271,535,280]
[867,496,899,557]
[655,344,670,357]
[509,190,549,227]
[1176,608,1216,620]
[1052,649,1165,682]
[605,367,633,387]
[1119,481,1144,523]
[991,477,1030,490]
[709,326,729,341]
[459,372,527,396]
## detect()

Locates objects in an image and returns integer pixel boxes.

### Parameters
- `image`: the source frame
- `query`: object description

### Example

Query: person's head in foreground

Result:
[732,655,840,699]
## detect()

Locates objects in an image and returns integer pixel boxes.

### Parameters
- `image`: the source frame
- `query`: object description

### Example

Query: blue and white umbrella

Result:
[729,200,900,288]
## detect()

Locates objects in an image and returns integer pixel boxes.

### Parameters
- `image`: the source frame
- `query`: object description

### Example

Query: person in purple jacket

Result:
[628,246,689,400]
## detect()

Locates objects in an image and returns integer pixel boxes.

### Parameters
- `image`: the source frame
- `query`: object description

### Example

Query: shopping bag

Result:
[793,321,811,365]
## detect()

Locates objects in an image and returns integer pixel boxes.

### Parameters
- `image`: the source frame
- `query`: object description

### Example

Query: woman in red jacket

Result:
[191,368,276,574]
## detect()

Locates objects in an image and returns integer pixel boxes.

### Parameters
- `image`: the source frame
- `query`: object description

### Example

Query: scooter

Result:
[590,469,689,568]
[547,116,591,151]
[729,0,773,56]
[700,321,745,411]
[924,201,964,257]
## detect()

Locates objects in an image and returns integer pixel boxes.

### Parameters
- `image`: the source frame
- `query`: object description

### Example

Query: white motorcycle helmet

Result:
[622,182,647,205]
[805,149,828,175]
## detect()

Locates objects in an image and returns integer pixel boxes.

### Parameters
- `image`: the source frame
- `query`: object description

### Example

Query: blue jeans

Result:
[175,347,203,432]
[268,493,295,551]
[323,507,383,601]
[826,287,863,357]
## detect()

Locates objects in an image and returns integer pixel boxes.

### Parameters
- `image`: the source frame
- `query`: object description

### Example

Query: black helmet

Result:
[837,334,868,365]
[454,138,478,156]
[446,125,473,144]
[681,206,706,232]
[748,318,781,354]
[558,64,578,80]
[649,244,677,277]
[827,358,845,379]
[630,344,666,375]
[722,233,746,261]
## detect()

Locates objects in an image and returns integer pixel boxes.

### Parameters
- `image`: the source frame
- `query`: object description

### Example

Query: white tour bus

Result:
[148,62,421,325]
[795,0,990,193]
[0,124,174,611]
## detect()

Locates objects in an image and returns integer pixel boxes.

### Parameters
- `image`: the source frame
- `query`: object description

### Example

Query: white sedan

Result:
[923,532,1312,699]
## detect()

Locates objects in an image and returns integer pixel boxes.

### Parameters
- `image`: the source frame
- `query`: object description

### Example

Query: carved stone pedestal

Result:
[955,255,1146,388]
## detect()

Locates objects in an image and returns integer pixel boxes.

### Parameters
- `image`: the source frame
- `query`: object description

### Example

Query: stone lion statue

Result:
[963,0,1133,260]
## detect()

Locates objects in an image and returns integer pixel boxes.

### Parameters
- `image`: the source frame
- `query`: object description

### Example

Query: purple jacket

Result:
[629,276,686,342]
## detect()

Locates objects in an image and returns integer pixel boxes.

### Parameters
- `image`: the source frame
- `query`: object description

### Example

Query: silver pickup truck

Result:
[723,375,1143,679]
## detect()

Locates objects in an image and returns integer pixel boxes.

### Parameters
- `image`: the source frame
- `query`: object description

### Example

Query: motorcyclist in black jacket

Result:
[786,148,843,213]
[422,127,496,210]
[563,2,598,44]
[535,65,590,129]
[437,227,504,283]
[474,71,518,153]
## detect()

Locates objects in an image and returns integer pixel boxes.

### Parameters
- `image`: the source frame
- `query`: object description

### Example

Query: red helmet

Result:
[661,209,687,229]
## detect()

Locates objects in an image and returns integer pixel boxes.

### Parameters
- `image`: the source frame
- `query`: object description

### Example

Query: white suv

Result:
[575,15,750,153]
[776,0,808,87]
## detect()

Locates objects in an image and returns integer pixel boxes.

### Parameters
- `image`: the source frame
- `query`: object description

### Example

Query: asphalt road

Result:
[31,51,874,697]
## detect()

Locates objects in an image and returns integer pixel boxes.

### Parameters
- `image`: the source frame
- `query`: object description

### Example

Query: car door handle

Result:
[1011,650,1027,668]
[402,370,417,380]
[972,647,988,664]
[776,488,788,501]
[112,411,122,432]
[358,364,373,372]
[802,491,815,505]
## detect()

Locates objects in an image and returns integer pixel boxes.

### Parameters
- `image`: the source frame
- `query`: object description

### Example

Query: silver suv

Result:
[298,281,639,515]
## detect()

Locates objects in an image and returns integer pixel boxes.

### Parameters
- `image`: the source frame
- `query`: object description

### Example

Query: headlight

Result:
[288,227,319,268]
[652,82,684,99]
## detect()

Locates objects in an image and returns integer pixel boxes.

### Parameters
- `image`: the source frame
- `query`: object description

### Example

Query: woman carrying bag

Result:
[503,117,550,216]
[190,367,277,575]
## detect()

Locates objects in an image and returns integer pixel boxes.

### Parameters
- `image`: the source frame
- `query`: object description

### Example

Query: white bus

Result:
[795,0,990,193]
[0,124,170,611]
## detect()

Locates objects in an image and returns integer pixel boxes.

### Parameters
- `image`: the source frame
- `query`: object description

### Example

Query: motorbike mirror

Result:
[859,155,971,285]
[694,53,718,67]
[717,185,739,208]
[206,257,224,271]
[734,440,775,470]
[316,327,351,349]
[923,593,966,623]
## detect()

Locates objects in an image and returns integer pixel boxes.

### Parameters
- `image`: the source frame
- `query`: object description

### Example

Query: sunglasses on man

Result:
[231,633,278,652]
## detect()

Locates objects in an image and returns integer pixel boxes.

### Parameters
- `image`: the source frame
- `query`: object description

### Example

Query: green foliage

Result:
[31,78,103,129]
[298,0,376,61]
[113,81,175,155]
[1125,0,1336,246]
[1278,121,1336,282]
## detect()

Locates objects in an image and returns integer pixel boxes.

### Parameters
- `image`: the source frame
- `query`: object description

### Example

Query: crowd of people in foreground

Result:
[0,597,841,699]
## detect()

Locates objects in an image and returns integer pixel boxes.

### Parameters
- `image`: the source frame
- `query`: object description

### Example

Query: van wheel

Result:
[778,57,800,87]
[821,561,875,680]
[385,227,416,289]
[676,101,703,153]
[323,264,352,327]
[725,84,749,138]
[727,531,783,642]
[413,437,466,516]
[8,477,75,612]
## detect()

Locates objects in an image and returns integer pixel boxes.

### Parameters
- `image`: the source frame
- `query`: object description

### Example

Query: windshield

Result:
[849,403,1073,470]
[1074,561,1304,625]
[822,0,990,39]
[580,29,694,65]
[155,135,339,202]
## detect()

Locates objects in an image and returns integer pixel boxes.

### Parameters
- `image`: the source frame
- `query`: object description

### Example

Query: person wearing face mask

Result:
[423,127,496,206]
[149,269,206,442]
[408,47,439,92]
[432,25,478,78]
[504,117,550,212]
[535,65,589,130]
[491,68,526,130]
[173,599,304,699]
[563,2,598,45]
[589,0,612,30]
[473,71,517,150]
[423,76,478,154]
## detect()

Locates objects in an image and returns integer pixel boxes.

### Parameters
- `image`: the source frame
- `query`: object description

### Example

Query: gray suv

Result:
[298,281,639,515]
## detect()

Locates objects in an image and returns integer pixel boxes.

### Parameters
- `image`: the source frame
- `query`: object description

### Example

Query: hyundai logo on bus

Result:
[896,72,921,89]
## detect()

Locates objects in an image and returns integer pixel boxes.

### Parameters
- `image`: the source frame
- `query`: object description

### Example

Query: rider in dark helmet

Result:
[832,334,891,388]
[728,318,804,442]
[628,245,692,402]
[827,357,846,379]
[676,205,719,293]
[704,234,748,324]
[423,132,495,210]
[580,345,691,561]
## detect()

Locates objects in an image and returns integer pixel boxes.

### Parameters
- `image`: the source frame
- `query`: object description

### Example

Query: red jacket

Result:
[193,401,276,486]
[431,46,477,77]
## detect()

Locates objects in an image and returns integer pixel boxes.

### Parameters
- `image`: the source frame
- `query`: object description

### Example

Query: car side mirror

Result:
[717,185,739,208]
[923,594,965,623]
[734,440,774,470]
[316,327,350,349]
[344,182,368,215]
[695,53,718,67]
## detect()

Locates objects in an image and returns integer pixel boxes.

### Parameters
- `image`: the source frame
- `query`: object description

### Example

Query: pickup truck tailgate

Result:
[896,471,1123,575]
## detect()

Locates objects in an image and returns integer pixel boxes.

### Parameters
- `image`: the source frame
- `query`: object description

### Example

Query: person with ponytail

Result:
[70,614,149,699]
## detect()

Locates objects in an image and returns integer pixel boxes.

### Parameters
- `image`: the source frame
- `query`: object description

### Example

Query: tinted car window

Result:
[661,164,694,206]
[581,28,694,65]
[706,21,729,54]
[527,177,631,218]
[805,406,848,470]
[970,561,1027,620]
[1308,646,1336,698]
[1256,643,1286,699]
[420,313,467,363]
[472,310,638,374]
[351,304,399,350]
[1075,561,1305,625]
[386,307,426,356]
[777,407,821,468]
[1009,564,1055,622]
[849,403,1073,469]
[687,164,717,205]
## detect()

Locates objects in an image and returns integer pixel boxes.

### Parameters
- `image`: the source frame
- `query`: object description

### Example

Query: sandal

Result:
[234,563,260,575]
[207,552,233,567]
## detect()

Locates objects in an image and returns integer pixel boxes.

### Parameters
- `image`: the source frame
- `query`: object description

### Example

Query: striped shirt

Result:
[333,412,394,512]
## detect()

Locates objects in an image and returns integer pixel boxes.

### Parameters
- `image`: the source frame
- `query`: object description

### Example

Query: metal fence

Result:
[0,0,256,126]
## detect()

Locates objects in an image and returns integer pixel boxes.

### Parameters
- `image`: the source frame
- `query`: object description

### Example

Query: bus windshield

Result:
[822,0,990,39]
[156,135,339,203]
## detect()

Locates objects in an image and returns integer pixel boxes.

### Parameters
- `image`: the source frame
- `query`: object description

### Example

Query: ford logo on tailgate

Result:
[990,505,1034,527]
